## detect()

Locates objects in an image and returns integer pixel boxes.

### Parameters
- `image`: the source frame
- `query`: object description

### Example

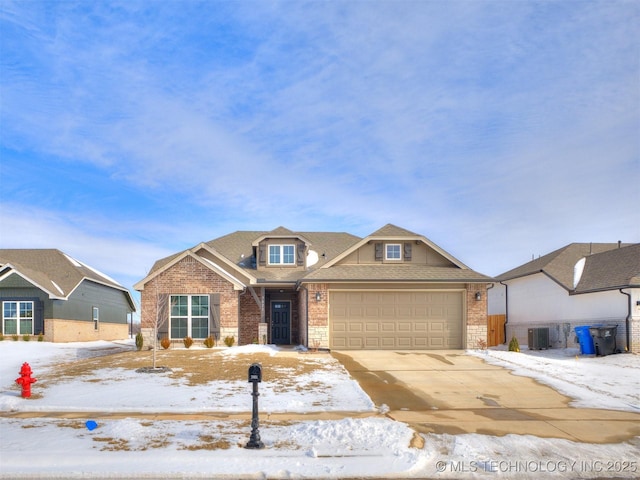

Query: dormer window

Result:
[269,245,295,265]
[385,244,401,261]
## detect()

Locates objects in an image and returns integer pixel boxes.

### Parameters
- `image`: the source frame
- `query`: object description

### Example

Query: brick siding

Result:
[306,283,329,348]
[140,255,239,343]
[466,284,488,349]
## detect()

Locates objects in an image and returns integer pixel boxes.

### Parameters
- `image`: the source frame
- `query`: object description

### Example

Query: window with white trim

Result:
[268,245,295,265]
[385,244,401,260]
[3,301,34,335]
[170,295,209,339]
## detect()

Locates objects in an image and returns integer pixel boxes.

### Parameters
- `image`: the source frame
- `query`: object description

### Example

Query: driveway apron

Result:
[332,350,640,444]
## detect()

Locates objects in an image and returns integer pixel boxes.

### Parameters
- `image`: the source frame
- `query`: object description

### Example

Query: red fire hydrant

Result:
[16,362,37,398]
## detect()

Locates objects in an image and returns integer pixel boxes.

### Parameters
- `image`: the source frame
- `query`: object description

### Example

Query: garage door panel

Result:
[365,306,381,316]
[365,323,379,333]
[381,322,396,332]
[330,291,463,350]
[397,322,411,332]
[349,322,363,333]
[414,337,428,347]
[414,322,427,332]
[365,337,380,348]
[333,321,347,333]
[430,322,445,333]
[381,337,395,348]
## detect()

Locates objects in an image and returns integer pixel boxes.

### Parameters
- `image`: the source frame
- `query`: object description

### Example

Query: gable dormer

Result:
[252,227,311,271]
[325,224,467,268]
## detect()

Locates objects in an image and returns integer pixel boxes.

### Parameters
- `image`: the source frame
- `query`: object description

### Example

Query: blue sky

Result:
[1,0,638,302]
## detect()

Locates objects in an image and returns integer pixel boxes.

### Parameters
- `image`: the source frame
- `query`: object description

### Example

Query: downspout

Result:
[619,288,631,352]
[500,281,509,344]
[305,287,309,348]
[296,281,310,348]
[486,282,494,343]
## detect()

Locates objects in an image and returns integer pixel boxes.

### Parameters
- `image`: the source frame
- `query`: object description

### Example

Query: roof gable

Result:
[575,243,640,293]
[497,243,635,291]
[136,225,490,286]
[369,224,420,237]
[133,249,248,291]
[0,249,136,309]
[251,227,312,247]
[324,224,470,270]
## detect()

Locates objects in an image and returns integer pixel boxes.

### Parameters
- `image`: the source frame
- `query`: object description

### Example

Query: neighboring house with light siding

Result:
[0,249,136,342]
[488,243,640,354]
[134,224,492,350]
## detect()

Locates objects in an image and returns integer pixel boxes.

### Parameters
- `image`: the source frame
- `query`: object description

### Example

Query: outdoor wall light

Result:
[315,292,322,302]
[475,292,482,301]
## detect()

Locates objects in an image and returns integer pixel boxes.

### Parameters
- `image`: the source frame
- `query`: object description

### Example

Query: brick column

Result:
[307,283,329,349]
[466,284,488,349]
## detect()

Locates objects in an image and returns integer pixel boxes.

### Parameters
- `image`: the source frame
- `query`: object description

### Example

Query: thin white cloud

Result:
[1,1,638,278]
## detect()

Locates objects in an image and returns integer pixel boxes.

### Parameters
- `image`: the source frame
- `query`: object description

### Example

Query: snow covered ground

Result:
[1,340,639,479]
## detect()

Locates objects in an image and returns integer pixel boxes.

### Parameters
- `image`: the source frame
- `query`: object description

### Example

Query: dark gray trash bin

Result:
[588,325,618,356]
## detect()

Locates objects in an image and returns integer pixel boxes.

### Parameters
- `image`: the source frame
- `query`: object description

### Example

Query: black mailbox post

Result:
[245,363,264,449]
[248,363,262,383]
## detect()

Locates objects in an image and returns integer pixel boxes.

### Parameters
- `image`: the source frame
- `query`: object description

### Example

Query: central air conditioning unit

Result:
[528,327,550,350]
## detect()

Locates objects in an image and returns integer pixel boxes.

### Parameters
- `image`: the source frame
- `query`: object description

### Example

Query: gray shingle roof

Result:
[575,243,640,293]
[144,226,490,285]
[0,249,135,308]
[302,264,492,282]
[496,243,635,291]
[369,224,420,237]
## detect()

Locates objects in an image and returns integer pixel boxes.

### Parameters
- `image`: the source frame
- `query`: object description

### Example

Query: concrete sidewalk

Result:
[332,350,640,444]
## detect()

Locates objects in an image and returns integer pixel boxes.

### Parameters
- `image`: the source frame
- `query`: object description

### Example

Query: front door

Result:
[271,302,291,344]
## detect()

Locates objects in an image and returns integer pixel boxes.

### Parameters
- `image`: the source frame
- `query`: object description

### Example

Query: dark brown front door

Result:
[271,301,290,344]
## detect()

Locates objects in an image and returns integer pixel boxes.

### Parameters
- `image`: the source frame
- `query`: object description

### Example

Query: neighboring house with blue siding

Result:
[0,249,136,342]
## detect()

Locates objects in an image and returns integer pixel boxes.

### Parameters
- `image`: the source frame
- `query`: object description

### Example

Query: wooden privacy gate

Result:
[488,314,506,347]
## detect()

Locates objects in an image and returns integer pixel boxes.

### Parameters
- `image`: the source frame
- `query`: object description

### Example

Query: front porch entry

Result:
[271,301,291,344]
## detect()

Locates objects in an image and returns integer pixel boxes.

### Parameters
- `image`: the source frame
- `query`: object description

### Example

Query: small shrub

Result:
[508,335,520,352]
[37,332,44,342]
[476,338,487,350]
[183,336,194,349]
[23,334,31,342]
[0,333,4,341]
[160,337,171,349]
[135,332,144,351]
[203,336,215,348]
[12,334,19,341]
[262,334,267,345]
[223,336,235,347]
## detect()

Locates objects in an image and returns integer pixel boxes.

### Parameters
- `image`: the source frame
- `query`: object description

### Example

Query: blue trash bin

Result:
[575,326,595,354]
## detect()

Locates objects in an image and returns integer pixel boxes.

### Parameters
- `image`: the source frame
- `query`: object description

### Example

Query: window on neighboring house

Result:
[385,244,401,260]
[92,307,99,330]
[170,295,209,339]
[3,301,34,335]
[268,245,295,265]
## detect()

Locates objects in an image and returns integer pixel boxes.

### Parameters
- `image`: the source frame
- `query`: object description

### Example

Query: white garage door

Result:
[330,291,463,350]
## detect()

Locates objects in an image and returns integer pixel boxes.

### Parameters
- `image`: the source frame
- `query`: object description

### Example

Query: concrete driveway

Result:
[332,350,640,444]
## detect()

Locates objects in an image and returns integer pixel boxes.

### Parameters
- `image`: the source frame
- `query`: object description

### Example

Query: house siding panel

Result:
[503,273,629,350]
[53,281,130,325]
